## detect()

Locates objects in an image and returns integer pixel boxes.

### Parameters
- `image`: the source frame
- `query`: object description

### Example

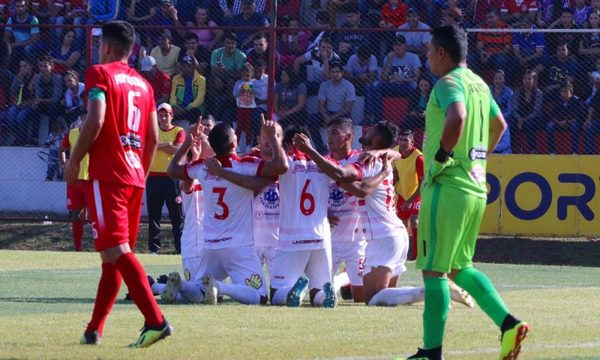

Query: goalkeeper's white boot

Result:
[161,272,181,304]
[202,275,219,305]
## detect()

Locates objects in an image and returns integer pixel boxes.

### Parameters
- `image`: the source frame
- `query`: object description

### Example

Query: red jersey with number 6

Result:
[84,62,156,188]
[184,154,264,249]
[277,152,331,251]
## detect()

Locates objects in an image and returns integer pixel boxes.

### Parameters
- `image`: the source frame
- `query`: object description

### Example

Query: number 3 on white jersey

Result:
[127,90,141,132]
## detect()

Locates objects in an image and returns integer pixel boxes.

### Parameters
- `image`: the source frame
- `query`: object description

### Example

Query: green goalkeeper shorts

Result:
[416,182,486,273]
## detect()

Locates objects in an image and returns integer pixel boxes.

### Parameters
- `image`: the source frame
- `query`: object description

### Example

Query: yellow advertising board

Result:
[482,155,600,237]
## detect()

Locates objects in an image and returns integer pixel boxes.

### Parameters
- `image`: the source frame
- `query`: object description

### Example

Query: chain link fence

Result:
[0,1,599,220]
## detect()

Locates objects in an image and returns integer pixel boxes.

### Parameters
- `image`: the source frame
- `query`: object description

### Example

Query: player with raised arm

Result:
[294,122,424,307]
[402,25,529,360]
[64,21,171,348]
[268,125,337,308]
[324,118,367,303]
[166,119,287,305]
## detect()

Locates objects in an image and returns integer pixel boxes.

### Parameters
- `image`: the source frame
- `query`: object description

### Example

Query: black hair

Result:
[101,20,136,53]
[430,25,468,64]
[397,128,414,138]
[224,31,238,42]
[208,122,235,156]
[283,124,311,145]
[277,65,301,87]
[184,32,199,42]
[253,32,268,42]
[373,121,399,148]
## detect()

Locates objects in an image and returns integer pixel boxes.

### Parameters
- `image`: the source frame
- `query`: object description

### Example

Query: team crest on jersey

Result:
[329,183,347,208]
[260,186,279,210]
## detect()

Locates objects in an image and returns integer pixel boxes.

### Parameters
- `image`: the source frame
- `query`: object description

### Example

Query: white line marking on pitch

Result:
[321,341,600,360]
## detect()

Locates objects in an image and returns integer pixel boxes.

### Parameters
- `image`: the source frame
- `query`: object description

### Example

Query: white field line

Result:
[320,341,600,360]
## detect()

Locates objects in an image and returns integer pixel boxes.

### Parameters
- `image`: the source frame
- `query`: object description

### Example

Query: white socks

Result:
[367,286,424,306]
[333,272,351,294]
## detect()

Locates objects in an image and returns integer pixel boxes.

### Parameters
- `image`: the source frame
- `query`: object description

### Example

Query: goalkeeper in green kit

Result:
[402,26,530,360]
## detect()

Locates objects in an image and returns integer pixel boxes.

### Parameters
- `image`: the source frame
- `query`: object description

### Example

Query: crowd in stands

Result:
[1,0,600,157]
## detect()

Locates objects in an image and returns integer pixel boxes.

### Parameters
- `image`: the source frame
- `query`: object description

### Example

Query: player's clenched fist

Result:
[292,133,313,153]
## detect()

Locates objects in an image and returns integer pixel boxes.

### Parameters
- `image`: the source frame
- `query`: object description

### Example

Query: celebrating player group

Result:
[66,19,528,360]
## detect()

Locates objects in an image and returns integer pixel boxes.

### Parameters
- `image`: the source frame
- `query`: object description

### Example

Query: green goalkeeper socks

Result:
[454,267,510,328]
[423,276,450,349]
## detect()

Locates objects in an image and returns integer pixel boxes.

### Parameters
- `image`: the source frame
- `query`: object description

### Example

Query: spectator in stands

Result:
[572,0,592,26]
[31,0,63,46]
[153,0,185,34]
[396,8,431,57]
[343,44,378,96]
[205,73,235,124]
[512,15,545,74]
[490,69,513,154]
[546,79,582,153]
[140,56,172,105]
[50,29,82,75]
[226,0,269,50]
[295,36,341,96]
[184,6,222,51]
[125,0,159,48]
[61,70,84,127]
[405,77,431,131]
[585,59,600,105]
[584,76,600,153]
[6,58,36,145]
[3,0,43,71]
[535,42,577,96]
[360,0,386,22]
[233,62,260,148]
[32,55,63,134]
[308,61,356,154]
[364,35,420,123]
[180,32,211,76]
[274,66,307,128]
[278,15,311,67]
[510,69,544,153]
[210,31,248,80]
[219,0,266,18]
[150,29,181,77]
[472,0,504,26]
[44,122,65,181]
[548,8,580,55]
[253,58,269,127]
[328,0,358,27]
[469,8,511,73]
[247,32,278,68]
[578,9,600,72]
[307,11,333,51]
[536,0,562,28]
[0,40,14,141]
[55,0,89,43]
[501,0,539,25]
[337,3,372,54]
[170,55,206,123]
[380,0,409,28]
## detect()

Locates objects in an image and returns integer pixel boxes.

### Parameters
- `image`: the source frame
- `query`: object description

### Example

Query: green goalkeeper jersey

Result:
[424,67,501,198]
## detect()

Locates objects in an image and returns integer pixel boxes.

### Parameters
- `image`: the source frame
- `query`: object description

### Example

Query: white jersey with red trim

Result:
[358,160,406,241]
[253,181,279,247]
[180,180,203,259]
[278,153,331,251]
[326,150,366,242]
[184,154,263,249]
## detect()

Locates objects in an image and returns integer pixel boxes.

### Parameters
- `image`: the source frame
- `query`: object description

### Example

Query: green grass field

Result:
[1,250,600,359]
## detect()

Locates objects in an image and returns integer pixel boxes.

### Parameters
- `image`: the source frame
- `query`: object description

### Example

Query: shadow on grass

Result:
[475,237,600,267]
[0,297,135,305]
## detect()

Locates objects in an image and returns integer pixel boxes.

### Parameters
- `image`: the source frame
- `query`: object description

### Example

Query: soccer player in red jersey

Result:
[64,21,171,348]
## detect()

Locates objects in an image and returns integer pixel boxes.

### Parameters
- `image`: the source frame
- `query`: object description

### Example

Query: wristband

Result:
[435,143,454,163]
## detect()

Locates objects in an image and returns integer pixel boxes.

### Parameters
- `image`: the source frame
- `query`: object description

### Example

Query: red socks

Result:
[410,227,418,260]
[86,263,122,336]
[114,253,163,327]
[72,221,83,251]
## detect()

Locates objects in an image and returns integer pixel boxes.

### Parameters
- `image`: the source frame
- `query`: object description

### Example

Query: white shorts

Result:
[196,246,268,297]
[182,256,203,283]
[255,246,276,279]
[332,239,366,286]
[270,247,332,291]
[363,234,408,277]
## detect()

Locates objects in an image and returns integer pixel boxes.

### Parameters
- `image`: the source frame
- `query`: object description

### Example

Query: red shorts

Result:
[395,195,421,220]
[66,180,89,210]
[84,180,144,252]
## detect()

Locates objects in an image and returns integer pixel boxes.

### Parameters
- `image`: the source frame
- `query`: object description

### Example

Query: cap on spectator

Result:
[407,7,418,14]
[140,56,156,71]
[91,28,102,37]
[159,29,172,40]
[157,103,173,114]
[181,55,194,64]
[394,34,406,44]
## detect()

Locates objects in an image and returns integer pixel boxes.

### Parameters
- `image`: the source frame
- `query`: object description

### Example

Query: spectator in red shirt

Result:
[380,0,408,28]
[140,56,171,105]
[501,0,539,25]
